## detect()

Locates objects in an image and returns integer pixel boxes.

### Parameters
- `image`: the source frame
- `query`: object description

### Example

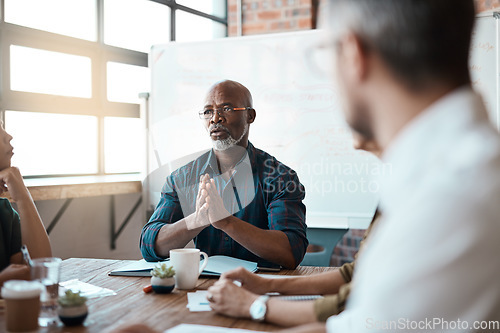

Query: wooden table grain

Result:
[0,258,335,333]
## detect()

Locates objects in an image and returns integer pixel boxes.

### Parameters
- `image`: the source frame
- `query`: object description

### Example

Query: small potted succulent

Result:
[151,263,175,294]
[57,290,88,326]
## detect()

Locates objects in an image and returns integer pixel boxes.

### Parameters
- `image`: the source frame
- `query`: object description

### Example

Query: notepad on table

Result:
[108,255,258,277]
[274,295,323,301]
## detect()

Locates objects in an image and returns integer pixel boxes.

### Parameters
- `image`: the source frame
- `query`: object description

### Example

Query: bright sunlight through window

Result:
[5,0,96,41]
[10,45,92,98]
[3,0,227,177]
[107,62,150,104]
[104,117,144,174]
[5,111,98,176]
[104,0,170,53]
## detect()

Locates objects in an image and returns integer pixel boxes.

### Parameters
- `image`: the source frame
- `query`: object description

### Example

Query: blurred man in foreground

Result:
[284,0,500,332]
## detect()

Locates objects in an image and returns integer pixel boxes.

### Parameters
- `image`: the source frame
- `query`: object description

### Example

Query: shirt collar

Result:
[200,141,256,177]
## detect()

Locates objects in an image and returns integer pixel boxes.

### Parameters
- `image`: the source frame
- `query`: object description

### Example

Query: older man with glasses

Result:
[140,79,308,269]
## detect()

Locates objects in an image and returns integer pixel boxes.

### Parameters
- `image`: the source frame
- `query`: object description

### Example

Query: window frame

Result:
[0,0,228,178]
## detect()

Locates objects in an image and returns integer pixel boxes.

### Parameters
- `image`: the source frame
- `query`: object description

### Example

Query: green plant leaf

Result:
[150,263,175,278]
[58,290,87,307]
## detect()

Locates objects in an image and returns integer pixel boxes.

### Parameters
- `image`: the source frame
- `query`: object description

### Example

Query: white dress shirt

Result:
[327,87,500,332]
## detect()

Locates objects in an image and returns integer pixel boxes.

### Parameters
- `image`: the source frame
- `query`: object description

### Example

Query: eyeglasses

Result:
[198,106,252,119]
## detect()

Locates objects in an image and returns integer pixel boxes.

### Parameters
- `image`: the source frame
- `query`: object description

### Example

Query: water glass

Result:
[31,257,62,327]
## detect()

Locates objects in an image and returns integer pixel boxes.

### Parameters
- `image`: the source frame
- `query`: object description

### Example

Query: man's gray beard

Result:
[213,124,248,151]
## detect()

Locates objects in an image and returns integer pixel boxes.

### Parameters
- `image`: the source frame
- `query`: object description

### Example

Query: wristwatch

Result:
[249,295,270,321]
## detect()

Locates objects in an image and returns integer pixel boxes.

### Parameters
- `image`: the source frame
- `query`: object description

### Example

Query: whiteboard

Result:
[147,30,382,229]
[470,11,500,129]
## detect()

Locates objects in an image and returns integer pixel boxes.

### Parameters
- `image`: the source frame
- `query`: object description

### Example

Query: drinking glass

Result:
[31,257,62,327]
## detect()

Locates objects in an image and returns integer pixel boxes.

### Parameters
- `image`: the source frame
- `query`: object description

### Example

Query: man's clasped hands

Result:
[188,173,232,230]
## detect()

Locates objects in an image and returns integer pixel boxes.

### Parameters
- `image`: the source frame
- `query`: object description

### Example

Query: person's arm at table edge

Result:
[141,213,209,261]
[16,194,52,258]
[219,172,307,269]
[266,298,318,327]
[261,171,308,269]
[215,216,297,268]
[268,269,347,295]
[140,175,202,260]
[207,170,307,268]
[152,214,205,257]
[225,267,347,296]
[208,278,325,327]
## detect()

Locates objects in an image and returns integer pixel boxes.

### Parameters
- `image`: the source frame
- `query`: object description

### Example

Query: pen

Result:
[21,245,33,267]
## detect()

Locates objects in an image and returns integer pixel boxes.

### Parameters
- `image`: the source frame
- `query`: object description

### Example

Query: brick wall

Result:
[228,0,500,266]
[228,0,499,37]
[227,0,316,36]
[475,0,500,12]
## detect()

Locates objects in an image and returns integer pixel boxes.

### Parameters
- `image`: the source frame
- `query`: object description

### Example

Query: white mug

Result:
[169,249,208,290]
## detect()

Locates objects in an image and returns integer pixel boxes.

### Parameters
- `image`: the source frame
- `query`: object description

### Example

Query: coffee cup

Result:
[169,249,208,289]
[1,280,43,332]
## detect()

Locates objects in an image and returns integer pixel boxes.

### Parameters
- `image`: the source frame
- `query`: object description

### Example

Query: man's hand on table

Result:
[221,267,274,295]
[207,278,258,318]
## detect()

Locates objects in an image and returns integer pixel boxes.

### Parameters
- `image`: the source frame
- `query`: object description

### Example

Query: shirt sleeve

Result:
[338,261,355,283]
[140,174,184,261]
[314,283,352,321]
[266,171,308,268]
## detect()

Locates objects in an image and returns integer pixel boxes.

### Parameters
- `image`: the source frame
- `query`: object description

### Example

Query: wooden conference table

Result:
[0,258,335,333]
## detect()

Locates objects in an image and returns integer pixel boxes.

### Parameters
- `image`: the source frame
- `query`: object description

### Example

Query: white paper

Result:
[256,274,291,279]
[186,290,211,312]
[60,279,116,299]
[202,256,257,275]
[165,324,265,333]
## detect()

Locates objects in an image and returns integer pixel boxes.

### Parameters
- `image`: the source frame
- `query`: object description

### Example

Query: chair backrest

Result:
[301,227,348,267]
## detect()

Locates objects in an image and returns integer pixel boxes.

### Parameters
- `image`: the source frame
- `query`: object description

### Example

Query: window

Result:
[10,45,92,98]
[176,11,226,42]
[0,0,227,178]
[104,0,171,53]
[107,62,150,104]
[5,0,97,41]
[176,0,226,17]
[5,111,98,176]
[104,117,144,174]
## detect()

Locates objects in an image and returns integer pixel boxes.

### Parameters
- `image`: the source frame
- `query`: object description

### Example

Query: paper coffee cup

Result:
[2,280,43,333]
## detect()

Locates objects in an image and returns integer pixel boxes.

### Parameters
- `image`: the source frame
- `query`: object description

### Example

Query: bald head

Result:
[202,80,256,151]
[207,80,253,109]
